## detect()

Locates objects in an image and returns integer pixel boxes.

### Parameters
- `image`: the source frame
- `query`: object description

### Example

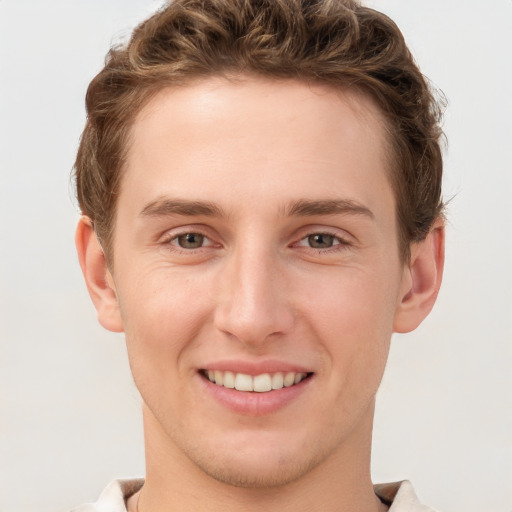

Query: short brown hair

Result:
[74,0,444,261]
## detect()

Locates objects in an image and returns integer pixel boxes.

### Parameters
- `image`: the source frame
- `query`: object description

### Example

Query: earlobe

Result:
[75,216,124,333]
[393,220,445,333]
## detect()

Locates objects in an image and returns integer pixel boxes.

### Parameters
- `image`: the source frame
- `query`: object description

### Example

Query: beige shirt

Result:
[71,478,439,512]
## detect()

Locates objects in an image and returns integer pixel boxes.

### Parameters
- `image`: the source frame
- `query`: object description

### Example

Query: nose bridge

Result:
[214,238,293,345]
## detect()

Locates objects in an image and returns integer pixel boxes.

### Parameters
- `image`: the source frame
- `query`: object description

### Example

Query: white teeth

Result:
[271,372,284,389]
[205,370,308,392]
[234,373,253,391]
[284,372,295,387]
[223,371,235,389]
[214,370,224,386]
[253,373,272,393]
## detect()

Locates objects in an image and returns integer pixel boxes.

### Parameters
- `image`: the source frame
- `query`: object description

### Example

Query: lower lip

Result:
[199,373,313,415]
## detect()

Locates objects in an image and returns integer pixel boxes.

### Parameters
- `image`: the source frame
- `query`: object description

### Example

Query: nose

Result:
[213,245,295,347]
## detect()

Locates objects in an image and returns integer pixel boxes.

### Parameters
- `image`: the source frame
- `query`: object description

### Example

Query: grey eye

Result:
[307,234,335,249]
[177,233,205,249]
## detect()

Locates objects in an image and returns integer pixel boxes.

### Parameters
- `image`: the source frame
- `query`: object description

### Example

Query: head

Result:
[74,0,444,264]
[74,0,445,497]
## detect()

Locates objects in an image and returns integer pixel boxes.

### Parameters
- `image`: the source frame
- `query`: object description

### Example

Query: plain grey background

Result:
[1,1,511,511]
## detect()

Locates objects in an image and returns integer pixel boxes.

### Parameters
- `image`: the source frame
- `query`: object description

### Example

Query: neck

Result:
[133,402,385,512]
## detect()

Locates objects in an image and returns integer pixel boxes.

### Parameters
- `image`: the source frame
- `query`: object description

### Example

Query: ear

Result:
[393,220,445,333]
[75,216,124,333]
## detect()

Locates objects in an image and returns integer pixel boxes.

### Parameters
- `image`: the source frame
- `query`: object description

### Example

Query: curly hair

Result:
[74,0,444,261]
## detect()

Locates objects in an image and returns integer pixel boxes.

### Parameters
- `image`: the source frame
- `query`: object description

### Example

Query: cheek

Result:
[116,268,212,383]
[299,266,397,385]
[299,263,399,335]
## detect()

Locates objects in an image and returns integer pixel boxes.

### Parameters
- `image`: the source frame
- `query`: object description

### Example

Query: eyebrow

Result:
[140,198,226,218]
[139,197,374,220]
[285,199,374,219]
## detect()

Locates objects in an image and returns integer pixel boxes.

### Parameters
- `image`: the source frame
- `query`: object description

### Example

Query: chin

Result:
[182,433,331,489]
[193,454,319,489]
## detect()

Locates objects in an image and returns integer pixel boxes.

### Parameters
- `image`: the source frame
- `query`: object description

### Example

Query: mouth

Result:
[200,369,312,393]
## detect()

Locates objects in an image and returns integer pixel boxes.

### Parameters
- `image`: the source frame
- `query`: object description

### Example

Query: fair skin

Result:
[76,76,444,512]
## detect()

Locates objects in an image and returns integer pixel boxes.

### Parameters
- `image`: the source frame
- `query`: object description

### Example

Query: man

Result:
[73,0,445,510]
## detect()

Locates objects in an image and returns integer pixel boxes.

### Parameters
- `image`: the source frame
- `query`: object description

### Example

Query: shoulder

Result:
[374,480,440,512]
[70,479,144,512]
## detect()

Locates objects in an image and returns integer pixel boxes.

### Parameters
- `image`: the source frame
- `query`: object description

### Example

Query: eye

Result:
[306,233,337,249]
[159,228,220,261]
[296,232,347,249]
[173,232,208,249]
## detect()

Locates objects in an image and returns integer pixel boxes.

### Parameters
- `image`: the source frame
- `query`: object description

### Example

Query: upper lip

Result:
[198,359,313,376]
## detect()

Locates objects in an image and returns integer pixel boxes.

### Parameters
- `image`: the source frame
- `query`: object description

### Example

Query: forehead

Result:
[131,76,388,159]
[121,76,393,220]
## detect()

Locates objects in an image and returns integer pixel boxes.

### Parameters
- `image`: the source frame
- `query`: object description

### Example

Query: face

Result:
[103,77,412,487]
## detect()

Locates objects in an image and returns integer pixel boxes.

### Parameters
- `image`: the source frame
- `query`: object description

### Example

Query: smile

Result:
[201,370,310,393]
